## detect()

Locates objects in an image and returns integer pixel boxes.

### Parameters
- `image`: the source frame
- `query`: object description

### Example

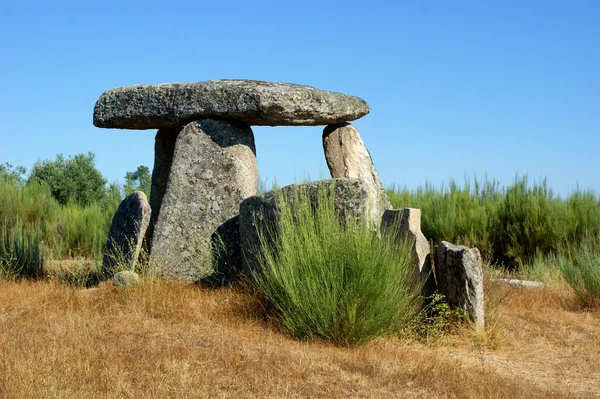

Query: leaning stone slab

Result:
[323,122,391,225]
[435,241,484,330]
[381,208,434,295]
[149,119,258,282]
[102,191,151,280]
[93,80,370,129]
[239,178,373,276]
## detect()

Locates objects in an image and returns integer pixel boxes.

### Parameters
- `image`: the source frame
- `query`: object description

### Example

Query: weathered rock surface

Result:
[239,178,372,276]
[102,191,151,279]
[112,270,141,288]
[323,123,391,225]
[435,241,484,330]
[381,208,434,294]
[93,80,370,129]
[149,119,257,282]
[145,127,182,251]
[493,279,545,289]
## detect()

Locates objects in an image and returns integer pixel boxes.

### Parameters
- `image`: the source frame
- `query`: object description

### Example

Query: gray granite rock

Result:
[102,191,151,279]
[239,178,372,276]
[93,80,370,129]
[149,119,257,282]
[435,241,485,330]
[493,279,545,289]
[112,270,141,288]
[323,123,391,225]
[381,208,434,296]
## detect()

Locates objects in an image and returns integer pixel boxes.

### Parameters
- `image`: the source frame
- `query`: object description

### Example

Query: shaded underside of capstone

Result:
[93,80,370,129]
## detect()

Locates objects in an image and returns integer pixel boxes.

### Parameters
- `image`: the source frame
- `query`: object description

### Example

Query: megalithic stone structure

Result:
[93,80,371,282]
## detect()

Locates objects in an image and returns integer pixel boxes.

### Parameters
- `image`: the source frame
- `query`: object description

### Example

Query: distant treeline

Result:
[388,176,600,268]
[1,155,599,273]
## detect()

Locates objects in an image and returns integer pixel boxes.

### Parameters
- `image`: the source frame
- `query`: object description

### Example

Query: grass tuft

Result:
[253,184,420,346]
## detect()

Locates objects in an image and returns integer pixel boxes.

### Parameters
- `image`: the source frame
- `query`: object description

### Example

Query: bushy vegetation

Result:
[529,242,600,307]
[388,175,600,268]
[252,185,420,346]
[0,221,44,278]
[0,154,151,276]
[2,158,598,310]
[29,152,109,206]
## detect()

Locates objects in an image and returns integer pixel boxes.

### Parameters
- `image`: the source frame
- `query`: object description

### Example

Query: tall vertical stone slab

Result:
[146,127,182,251]
[102,191,151,279]
[149,119,258,282]
[435,241,485,330]
[323,122,391,226]
[381,208,434,295]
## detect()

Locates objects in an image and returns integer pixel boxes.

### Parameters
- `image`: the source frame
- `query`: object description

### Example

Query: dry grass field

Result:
[0,275,598,399]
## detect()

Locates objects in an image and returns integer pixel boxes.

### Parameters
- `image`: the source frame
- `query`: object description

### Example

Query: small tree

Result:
[29,152,107,206]
[0,162,26,186]
[124,165,151,198]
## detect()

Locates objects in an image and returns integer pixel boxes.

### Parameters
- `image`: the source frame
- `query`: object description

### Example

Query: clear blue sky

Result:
[1,0,598,197]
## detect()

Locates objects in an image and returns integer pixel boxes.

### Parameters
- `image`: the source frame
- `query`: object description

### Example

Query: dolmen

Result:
[94,80,392,282]
[94,79,485,328]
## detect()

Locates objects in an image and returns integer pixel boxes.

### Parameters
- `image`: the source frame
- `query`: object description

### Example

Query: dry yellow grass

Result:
[0,277,598,398]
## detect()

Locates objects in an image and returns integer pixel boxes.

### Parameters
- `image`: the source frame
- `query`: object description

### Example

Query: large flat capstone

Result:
[93,80,370,129]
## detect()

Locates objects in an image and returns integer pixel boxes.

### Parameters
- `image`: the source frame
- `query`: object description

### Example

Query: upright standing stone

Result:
[381,208,434,295]
[102,191,151,279]
[145,126,182,251]
[149,119,258,282]
[323,122,391,225]
[435,241,485,330]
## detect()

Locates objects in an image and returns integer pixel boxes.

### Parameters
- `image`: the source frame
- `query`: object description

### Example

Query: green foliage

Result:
[124,165,151,198]
[253,185,420,346]
[0,175,117,272]
[411,293,457,340]
[551,242,600,307]
[0,221,44,279]
[0,162,26,186]
[29,152,108,206]
[388,175,600,268]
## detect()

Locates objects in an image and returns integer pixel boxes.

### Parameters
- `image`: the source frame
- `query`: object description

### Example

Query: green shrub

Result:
[0,177,117,263]
[0,221,45,279]
[388,177,502,259]
[253,185,420,346]
[557,242,600,307]
[28,152,107,206]
[388,175,600,269]
[494,177,565,266]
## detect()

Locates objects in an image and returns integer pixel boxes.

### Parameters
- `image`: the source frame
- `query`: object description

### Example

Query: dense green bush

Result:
[0,175,117,265]
[0,220,44,278]
[388,176,600,268]
[29,152,108,206]
[253,185,420,346]
[557,242,600,307]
